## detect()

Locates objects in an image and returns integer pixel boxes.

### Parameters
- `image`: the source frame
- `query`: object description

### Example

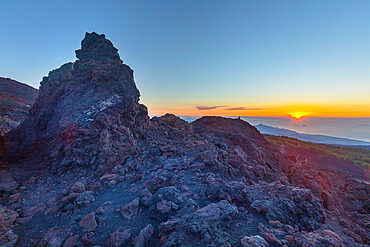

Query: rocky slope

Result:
[0,77,38,136]
[0,32,368,247]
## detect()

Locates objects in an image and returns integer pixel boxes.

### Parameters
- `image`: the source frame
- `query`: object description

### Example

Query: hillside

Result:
[264,134,370,170]
[0,32,368,247]
[0,77,38,135]
[256,124,370,146]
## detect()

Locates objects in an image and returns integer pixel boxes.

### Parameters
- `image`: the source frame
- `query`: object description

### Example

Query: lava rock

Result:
[120,198,139,220]
[133,224,154,247]
[107,227,131,247]
[79,212,98,232]
[149,186,187,221]
[0,171,19,192]
[241,235,269,247]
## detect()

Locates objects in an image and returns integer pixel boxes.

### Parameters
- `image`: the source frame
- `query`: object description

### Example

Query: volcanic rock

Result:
[5,32,149,174]
[133,224,154,247]
[0,205,18,229]
[120,198,139,220]
[79,212,97,232]
[106,227,131,247]
[0,170,18,192]
[241,235,269,247]
[0,229,18,247]
[0,77,38,136]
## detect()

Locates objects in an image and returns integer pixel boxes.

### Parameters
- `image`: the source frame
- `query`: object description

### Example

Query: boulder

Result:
[262,232,282,246]
[40,228,68,247]
[0,229,18,247]
[0,205,18,229]
[107,227,131,247]
[74,191,95,207]
[120,198,139,220]
[70,182,85,193]
[133,224,154,247]
[79,212,97,232]
[63,235,79,247]
[149,186,187,221]
[0,171,18,192]
[96,201,114,215]
[241,235,269,247]
[138,188,153,207]
[182,200,237,244]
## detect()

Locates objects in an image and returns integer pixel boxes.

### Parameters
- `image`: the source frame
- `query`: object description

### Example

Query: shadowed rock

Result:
[5,32,149,173]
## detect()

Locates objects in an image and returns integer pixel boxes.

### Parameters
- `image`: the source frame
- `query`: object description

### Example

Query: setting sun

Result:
[289,112,307,120]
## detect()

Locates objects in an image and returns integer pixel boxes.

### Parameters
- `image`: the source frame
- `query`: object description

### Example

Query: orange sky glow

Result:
[148,104,370,118]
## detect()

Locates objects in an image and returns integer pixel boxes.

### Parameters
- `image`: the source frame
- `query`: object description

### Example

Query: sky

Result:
[1,0,370,117]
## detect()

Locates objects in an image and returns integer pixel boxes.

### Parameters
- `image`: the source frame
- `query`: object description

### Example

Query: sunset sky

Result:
[1,0,369,118]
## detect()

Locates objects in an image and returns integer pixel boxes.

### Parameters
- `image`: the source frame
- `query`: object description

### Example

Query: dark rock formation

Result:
[0,77,38,136]
[0,32,367,246]
[5,32,149,174]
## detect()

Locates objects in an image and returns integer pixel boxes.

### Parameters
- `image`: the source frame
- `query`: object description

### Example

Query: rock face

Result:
[5,32,149,173]
[0,205,19,247]
[0,77,38,136]
[0,171,19,193]
[0,33,367,247]
[79,212,97,232]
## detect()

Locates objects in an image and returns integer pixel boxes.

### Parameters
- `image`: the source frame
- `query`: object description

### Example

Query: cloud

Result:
[226,107,262,111]
[196,105,227,110]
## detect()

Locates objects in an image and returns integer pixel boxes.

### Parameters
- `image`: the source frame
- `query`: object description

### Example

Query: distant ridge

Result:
[255,124,370,146]
[0,77,38,135]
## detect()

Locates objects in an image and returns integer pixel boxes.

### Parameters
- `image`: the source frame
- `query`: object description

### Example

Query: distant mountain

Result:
[0,77,38,135]
[255,124,370,146]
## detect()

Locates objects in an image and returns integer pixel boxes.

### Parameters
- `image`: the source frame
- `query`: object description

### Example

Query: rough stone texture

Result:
[106,227,131,247]
[241,235,269,247]
[62,235,79,247]
[0,77,38,136]
[120,198,140,220]
[0,170,19,192]
[133,224,154,247]
[249,183,325,231]
[79,212,97,232]
[0,205,18,229]
[149,186,187,221]
[5,32,149,175]
[70,182,85,193]
[0,229,18,247]
[38,227,69,247]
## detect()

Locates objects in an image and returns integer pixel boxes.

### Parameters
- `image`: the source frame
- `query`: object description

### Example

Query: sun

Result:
[289,112,305,120]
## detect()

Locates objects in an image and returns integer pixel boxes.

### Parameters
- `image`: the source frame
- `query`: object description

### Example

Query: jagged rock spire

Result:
[75,32,122,63]
[5,32,149,173]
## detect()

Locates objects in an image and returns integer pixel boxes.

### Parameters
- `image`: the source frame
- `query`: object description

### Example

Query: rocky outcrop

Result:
[0,32,366,247]
[0,77,38,136]
[5,32,149,174]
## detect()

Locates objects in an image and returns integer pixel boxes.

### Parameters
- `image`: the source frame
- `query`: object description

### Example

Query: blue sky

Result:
[1,0,369,116]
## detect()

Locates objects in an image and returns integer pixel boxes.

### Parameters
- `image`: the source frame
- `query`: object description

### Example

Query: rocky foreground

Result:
[0,32,368,247]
